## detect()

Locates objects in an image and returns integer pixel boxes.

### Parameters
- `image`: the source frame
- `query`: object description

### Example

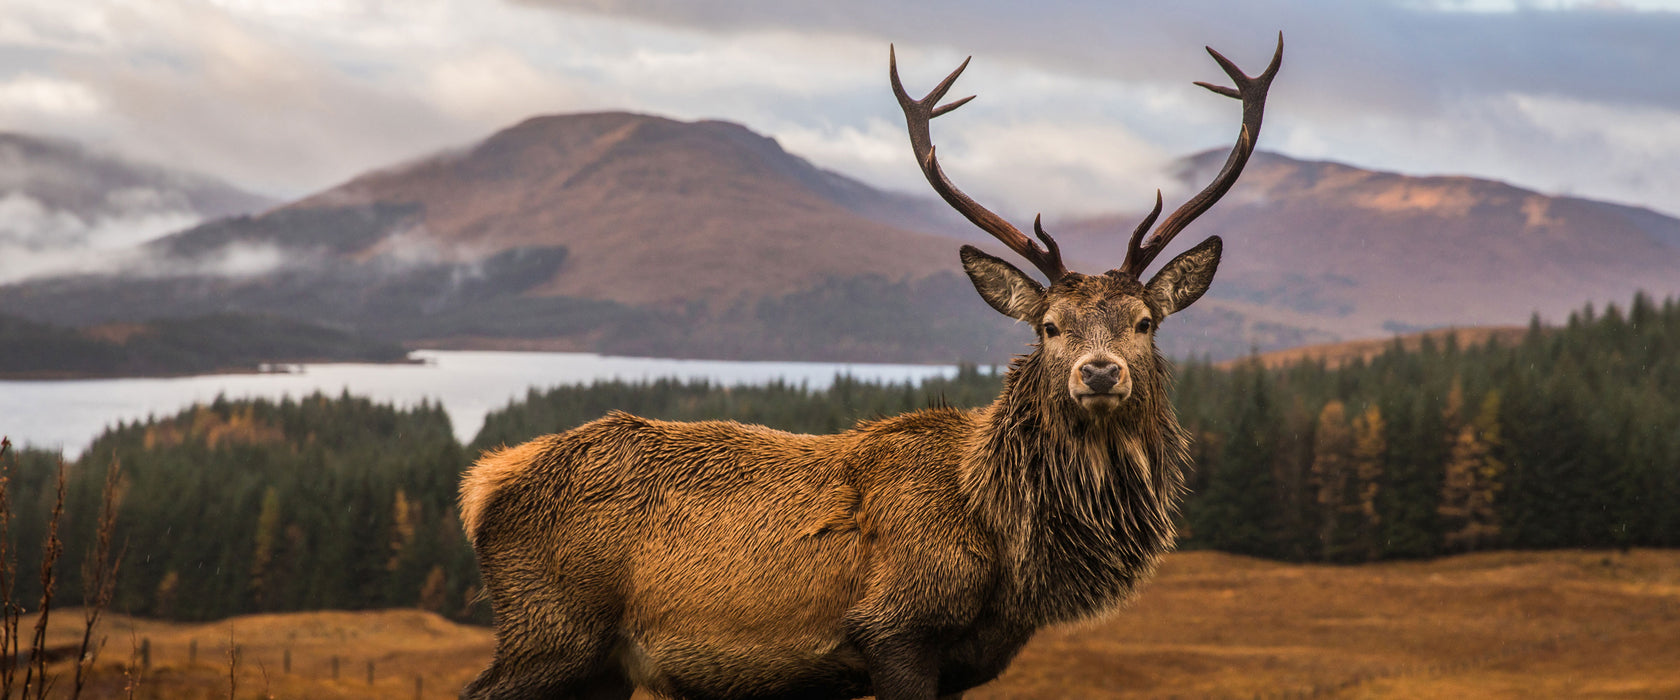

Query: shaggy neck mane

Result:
[959,349,1190,626]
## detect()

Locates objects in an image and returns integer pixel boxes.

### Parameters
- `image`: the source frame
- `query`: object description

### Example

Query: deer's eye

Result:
[1042,321,1061,338]
[1135,318,1153,334]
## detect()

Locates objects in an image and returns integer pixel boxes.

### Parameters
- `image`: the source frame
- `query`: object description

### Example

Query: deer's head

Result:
[891,37,1281,414]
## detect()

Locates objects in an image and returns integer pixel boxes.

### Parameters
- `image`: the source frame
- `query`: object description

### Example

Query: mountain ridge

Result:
[1050,150,1680,348]
[281,111,966,308]
[5,116,1680,364]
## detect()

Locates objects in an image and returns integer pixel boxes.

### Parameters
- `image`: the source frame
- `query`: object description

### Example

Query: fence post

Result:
[188,638,196,665]
[367,659,376,685]
[139,638,151,670]
[331,654,340,680]
[283,647,292,674]
[415,674,424,700]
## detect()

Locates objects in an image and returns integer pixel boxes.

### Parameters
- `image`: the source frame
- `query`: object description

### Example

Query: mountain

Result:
[6,118,1679,366]
[282,112,962,307]
[0,133,274,282]
[1051,151,1680,355]
[0,113,1020,363]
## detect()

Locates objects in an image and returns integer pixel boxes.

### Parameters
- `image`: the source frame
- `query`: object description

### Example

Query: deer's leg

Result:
[462,567,627,700]
[461,620,628,700]
[844,498,991,700]
[857,634,942,700]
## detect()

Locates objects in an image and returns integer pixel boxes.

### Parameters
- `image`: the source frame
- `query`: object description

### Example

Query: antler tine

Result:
[890,45,1068,283]
[1119,33,1282,279]
[1123,190,1164,270]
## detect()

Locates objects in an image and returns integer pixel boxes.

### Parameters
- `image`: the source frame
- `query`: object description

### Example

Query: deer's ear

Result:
[1144,236,1221,317]
[961,245,1045,322]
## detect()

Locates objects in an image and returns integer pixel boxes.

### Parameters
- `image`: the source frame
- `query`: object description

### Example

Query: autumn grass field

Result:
[30,548,1680,699]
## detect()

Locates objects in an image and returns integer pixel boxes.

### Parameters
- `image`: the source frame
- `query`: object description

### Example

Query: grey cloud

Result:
[512,0,1680,117]
[501,0,1680,219]
[5,0,1676,231]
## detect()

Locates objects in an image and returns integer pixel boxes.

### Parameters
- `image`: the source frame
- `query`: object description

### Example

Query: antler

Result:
[890,46,1069,283]
[1117,33,1283,279]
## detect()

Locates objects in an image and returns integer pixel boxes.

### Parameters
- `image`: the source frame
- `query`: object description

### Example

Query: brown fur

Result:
[460,41,1262,700]
[458,253,1221,700]
[461,439,550,541]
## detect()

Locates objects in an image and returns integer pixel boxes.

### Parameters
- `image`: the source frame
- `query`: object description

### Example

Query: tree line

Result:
[1178,292,1679,561]
[2,293,1674,622]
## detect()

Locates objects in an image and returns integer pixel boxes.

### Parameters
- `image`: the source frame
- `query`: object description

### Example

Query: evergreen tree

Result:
[1190,365,1288,558]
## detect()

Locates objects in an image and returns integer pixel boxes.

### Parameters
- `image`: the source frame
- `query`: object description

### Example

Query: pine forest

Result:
[2,293,1676,624]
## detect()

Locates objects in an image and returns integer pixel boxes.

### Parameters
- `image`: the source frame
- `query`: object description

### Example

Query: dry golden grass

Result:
[27,549,1680,699]
[21,609,492,700]
[971,549,1680,699]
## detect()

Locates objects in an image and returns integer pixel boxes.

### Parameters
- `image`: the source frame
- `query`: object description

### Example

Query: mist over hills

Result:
[0,133,274,283]
[3,114,1678,366]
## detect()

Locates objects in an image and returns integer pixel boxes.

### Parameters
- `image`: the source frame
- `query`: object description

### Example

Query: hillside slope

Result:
[287,112,963,307]
[1055,152,1680,347]
[0,114,1023,363]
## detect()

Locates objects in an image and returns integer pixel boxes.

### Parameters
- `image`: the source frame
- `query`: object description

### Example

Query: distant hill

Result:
[0,113,1022,364]
[0,312,407,378]
[1053,152,1680,355]
[0,132,274,282]
[5,119,1680,365]
[282,112,966,308]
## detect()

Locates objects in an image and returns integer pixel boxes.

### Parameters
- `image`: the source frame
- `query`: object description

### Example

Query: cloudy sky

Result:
[4,0,1680,221]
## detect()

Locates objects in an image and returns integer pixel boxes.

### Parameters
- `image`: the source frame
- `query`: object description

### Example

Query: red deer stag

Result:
[460,36,1282,700]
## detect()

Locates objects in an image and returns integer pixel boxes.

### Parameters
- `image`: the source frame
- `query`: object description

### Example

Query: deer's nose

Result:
[1079,360,1123,394]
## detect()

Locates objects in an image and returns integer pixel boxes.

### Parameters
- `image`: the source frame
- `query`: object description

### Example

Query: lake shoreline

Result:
[3,347,964,382]
[0,356,428,381]
[0,350,963,457]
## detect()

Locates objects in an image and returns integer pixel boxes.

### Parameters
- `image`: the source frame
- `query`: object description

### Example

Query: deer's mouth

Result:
[1073,387,1130,411]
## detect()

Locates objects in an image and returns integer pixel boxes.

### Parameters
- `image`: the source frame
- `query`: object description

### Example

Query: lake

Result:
[0,350,962,457]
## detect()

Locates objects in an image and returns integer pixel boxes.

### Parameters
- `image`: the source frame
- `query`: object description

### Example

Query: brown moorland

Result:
[32,549,1680,699]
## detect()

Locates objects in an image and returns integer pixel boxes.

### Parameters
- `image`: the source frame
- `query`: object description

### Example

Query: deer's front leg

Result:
[858,634,942,700]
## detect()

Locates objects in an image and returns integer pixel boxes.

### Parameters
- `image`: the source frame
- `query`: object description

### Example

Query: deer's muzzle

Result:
[1071,356,1131,409]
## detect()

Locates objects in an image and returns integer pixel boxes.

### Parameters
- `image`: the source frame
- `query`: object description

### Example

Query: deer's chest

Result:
[1008,435,1173,624]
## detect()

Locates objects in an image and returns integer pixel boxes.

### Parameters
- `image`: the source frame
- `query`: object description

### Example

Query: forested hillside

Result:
[0,312,408,378]
[2,294,1674,623]
[1179,291,1680,560]
[4,395,479,622]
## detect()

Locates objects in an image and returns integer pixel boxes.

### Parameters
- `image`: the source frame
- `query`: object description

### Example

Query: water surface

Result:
[0,350,959,457]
